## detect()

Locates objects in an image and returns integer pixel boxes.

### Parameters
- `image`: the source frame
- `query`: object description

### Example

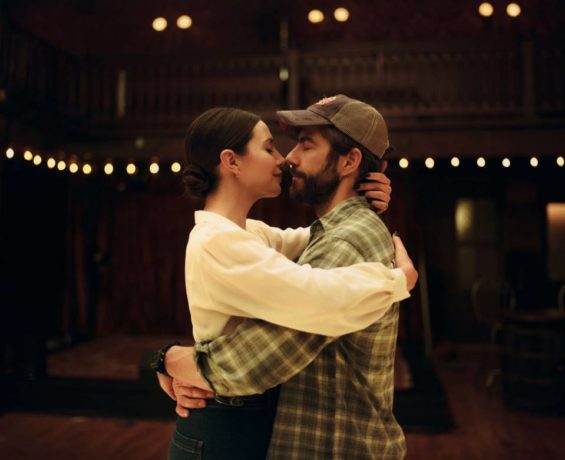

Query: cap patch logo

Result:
[316,96,337,106]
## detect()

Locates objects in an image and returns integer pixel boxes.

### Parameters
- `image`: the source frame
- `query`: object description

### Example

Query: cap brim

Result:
[276,109,332,127]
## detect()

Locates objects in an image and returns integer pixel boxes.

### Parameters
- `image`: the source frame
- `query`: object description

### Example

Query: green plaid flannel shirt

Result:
[195,197,406,459]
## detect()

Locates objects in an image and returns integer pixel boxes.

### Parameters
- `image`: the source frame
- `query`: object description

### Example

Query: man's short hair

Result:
[318,125,384,185]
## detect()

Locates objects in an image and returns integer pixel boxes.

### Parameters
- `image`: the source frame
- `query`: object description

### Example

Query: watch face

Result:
[149,350,162,373]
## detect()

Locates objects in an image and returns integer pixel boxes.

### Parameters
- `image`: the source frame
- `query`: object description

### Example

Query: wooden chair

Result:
[471,277,517,388]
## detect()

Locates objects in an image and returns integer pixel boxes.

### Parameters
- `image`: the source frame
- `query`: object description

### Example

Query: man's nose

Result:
[286,145,299,166]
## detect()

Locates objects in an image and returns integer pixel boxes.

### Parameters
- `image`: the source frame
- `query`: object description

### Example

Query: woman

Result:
[161,107,417,459]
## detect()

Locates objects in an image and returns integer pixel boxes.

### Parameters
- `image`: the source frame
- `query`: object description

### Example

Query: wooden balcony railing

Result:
[1,17,564,135]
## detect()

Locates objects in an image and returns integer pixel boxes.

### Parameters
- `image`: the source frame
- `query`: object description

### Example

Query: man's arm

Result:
[167,237,416,400]
[189,238,368,396]
[188,234,416,396]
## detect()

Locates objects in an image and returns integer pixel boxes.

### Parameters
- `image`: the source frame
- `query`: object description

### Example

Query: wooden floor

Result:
[1,350,564,460]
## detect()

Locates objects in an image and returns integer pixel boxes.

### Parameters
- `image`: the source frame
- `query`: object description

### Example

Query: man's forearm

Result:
[165,345,212,391]
[194,321,334,396]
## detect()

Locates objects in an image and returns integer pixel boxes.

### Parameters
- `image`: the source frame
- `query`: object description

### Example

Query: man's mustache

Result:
[283,163,306,179]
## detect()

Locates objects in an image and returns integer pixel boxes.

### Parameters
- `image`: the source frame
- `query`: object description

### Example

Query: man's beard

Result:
[289,160,340,206]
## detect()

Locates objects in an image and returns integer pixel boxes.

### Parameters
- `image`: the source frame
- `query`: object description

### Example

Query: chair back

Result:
[471,277,516,325]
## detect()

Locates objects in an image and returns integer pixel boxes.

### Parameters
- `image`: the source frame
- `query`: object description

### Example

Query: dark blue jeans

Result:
[168,387,279,460]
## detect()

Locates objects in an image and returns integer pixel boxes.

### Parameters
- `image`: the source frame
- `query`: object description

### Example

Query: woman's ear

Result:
[219,149,240,176]
[340,147,362,177]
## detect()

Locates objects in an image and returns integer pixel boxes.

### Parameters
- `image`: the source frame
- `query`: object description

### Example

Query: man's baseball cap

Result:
[276,94,389,159]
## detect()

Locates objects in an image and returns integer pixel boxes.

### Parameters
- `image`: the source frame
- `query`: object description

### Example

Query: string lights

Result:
[3,147,564,177]
[478,2,522,18]
[308,7,350,24]
[153,15,193,31]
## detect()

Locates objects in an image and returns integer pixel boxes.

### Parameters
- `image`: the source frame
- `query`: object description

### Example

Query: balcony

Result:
[1,17,564,157]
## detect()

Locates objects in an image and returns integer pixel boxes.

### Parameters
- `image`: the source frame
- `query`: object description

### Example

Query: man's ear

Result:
[340,148,362,177]
[219,149,240,175]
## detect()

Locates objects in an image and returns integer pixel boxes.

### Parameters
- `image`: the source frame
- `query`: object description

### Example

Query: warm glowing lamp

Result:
[506,3,521,18]
[152,17,168,32]
[308,10,324,24]
[177,15,192,29]
[149,162,160,174]
[334,8,350,22]
[479,3,494,17]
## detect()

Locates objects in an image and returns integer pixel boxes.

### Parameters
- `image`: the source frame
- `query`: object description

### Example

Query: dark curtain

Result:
[61,173,424,342]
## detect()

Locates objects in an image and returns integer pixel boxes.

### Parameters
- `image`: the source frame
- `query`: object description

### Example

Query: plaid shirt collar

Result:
[310,196,370,239]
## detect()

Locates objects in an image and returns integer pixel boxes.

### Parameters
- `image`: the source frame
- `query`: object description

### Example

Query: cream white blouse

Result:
[186,211,409,341]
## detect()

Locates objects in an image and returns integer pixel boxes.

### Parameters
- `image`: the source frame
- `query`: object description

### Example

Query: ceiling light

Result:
[177,15,192,29]
[334,8,350,22]
[506,3,521,18]
[308,10,324,24]
[478,3,494,17]
[152,17,167,32]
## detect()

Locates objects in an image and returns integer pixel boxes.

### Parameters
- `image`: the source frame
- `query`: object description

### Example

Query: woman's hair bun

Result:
[182,163,216,199]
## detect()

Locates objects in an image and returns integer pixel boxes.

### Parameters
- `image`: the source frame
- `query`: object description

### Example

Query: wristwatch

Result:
[150,342,179,376]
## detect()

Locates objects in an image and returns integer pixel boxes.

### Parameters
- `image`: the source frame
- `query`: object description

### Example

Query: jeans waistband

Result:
[211,386,280,408]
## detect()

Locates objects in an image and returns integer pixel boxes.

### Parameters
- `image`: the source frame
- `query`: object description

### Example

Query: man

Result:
[159,95,415,459]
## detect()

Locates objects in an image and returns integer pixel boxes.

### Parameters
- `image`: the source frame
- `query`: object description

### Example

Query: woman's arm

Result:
[188,231,411,336]
[245,220,310,260]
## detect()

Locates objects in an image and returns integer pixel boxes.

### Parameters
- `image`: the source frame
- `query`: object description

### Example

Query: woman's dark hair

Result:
[318,126,384,187]
[182,107,260,198]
